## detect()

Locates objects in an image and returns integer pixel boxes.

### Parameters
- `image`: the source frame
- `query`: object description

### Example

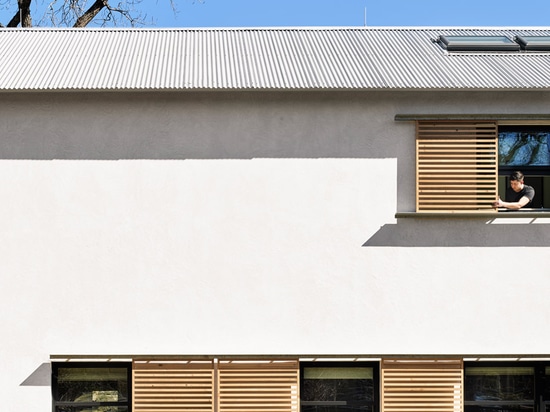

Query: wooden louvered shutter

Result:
[381,359,463,412]
[416,121,498,212]
[133,360,215,412]
[218,360,299,412]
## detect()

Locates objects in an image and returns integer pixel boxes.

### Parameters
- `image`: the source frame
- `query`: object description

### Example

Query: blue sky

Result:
[2,0,550,27]
[157,0,550,28]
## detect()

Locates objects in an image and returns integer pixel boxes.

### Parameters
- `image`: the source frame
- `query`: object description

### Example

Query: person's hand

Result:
[493,197,503,208]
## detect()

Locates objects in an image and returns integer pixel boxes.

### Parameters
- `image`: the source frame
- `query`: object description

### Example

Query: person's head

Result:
[510,171,525,192]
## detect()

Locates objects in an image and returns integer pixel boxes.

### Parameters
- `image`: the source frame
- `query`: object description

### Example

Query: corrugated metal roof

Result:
[1,27,550,91]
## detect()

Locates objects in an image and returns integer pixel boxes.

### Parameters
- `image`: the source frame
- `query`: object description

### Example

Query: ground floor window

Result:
[51,362,131,412]
[465,362,550,412]
[300,362,379,412]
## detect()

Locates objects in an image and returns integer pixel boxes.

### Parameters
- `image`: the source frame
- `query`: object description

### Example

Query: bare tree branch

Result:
[73,0,105,27]
[7,0,32,27]
[2,0,181,28]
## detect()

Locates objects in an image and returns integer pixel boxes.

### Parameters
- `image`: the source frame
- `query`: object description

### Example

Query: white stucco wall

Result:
[2,90,550,411]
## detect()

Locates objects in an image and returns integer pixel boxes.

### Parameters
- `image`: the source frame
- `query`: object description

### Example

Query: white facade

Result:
[2,89,550,411]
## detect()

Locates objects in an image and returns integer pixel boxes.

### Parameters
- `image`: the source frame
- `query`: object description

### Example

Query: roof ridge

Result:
[2,26,550,32]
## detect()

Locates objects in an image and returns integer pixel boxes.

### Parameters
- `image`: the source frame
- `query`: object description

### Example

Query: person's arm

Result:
[493,196,531,209]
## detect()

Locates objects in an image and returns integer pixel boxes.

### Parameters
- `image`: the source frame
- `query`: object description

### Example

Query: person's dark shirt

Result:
[505,184,535,205]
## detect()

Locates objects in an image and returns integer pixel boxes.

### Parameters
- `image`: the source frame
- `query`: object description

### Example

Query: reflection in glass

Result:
[302,367,374,412]
[55,407,128,412]
[465,367,534,412]
[499,130,550,166]
[56,367,128,403]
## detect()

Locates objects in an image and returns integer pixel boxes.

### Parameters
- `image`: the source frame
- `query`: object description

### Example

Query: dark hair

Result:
[510,171,524,182]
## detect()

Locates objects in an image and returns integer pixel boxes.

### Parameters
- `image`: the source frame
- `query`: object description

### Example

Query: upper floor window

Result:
[52,362,131,412]
[416,121,550,212]
[498,125,550,209]
[300,362,379,412]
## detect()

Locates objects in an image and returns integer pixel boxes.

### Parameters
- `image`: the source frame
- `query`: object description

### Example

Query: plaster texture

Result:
[2,90,550,411]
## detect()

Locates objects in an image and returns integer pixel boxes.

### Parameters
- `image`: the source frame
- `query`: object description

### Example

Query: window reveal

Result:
[300,363,378,412]
[52,362,131,412]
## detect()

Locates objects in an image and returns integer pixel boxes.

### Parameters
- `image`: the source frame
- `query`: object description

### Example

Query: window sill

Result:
[396,209,550,218]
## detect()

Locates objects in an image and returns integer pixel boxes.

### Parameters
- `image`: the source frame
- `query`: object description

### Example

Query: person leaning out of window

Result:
[493,171,535,210]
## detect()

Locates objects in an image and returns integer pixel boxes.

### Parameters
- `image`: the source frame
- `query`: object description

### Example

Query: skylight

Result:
[515,35,550,51]
[438,35,520,52]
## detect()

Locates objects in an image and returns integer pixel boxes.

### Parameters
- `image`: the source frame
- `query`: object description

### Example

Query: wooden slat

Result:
[416,121,498,212]
[218,361,299,412]
[133,360,298,412]
[382,359,463,412]
[133,360,215,412]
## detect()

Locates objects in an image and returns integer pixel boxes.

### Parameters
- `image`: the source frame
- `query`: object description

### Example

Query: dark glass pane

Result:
[55,407,128,412]
[302,367,373,402]
[465,367,534,402]
[544,367,550,401]
[301,406,373,412]
[55,367,128,403]
[465,405,533,412]
[499,130,550,166]
[302,366,374,411]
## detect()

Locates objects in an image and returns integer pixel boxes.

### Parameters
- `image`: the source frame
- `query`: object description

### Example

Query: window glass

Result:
[52,363,131,412]
[465,366,535,412]
[544,367,550,407]
[498,125,550,209]
[499,127,550,167]
[515,36,550,51]
[439,35,520,51]
[301,364,377,412]
[52,407,128,412]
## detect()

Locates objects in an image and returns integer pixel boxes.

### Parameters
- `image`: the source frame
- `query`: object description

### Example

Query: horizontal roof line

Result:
[395,114,550,121]
[50,354,550,361]
[4,26,550,32]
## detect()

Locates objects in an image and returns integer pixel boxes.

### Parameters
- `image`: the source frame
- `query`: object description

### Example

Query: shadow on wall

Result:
[364,217,550,247]
[20,363,51,386]
[0,92,406,160]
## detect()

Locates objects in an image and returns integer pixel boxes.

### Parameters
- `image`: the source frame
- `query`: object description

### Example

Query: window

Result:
[415,120,550,212]
[438,35,520,52]
[498,125,550,209]
[464,362,550,412]
[515,35,550,51]
[300,362,379,412]
[52,362,131,412]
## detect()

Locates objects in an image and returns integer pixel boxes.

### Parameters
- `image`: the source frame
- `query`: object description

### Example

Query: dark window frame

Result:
[464,361,550,412]
[51,361,132,412]
[300,361,380,412]
[498,125,550,209]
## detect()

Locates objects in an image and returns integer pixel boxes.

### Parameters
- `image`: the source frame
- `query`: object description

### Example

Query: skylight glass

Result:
[439,35,520,51]
[515,35,550,51]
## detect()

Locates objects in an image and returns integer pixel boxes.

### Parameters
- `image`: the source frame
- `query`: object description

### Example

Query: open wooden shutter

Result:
[417,121,498,212]
[218,360,299,412]
[381,359,463,412]
[133,360,215,412]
